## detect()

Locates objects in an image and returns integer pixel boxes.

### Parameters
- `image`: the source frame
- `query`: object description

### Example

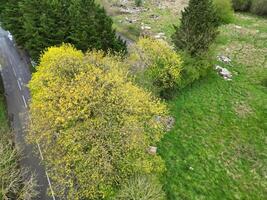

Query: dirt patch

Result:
[233,102,253,118]
[159,0,188,14]
[218,42,267,68]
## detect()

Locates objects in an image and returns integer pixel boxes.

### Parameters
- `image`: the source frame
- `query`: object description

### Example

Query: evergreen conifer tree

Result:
[172,0,219,55]
[67,0,126,54]
[2,0,126,61]
[20,0,70,60]
[1,0,24,45]
[0,0,7,16]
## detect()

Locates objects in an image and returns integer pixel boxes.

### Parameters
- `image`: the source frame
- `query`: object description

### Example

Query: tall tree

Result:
[172,0,219,55]
[1,0,25,45]
[20,0,70,60]
[68,0,126,53]
[0,0,7,16]
[2,0,126,61]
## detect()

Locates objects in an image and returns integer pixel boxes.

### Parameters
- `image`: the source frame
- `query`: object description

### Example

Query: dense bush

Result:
[179,52,213,89]
[232,0,267,16]
[135,0,143,7]
[251,0,267,16]
[232,0,252,11]
[172,0,220,56]
[213,0,234,24]
[128,38,182,98]
[1,0,126,61]
[28,44,168,199]
[115,175,166,200]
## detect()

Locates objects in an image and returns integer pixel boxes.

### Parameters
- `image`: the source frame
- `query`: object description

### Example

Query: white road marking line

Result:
[37,141,56,200]
[30,117,56,200]
[17,80,21,90]
[37,143,44,161]
[22,95,27,108]
[12,66,17,77]
[46,171,56,200]
[0,64,2,71]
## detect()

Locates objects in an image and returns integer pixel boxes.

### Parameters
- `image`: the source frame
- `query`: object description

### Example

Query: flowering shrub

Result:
[128,38,182,98]
[29,44,168,199]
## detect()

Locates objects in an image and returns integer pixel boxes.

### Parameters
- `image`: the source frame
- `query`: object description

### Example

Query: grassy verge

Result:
[0,75,13,199]
[0,74,37,199]
[158,14,267,199]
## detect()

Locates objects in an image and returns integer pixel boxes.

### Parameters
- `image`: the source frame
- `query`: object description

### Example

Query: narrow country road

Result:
[0,27,54,200]
[116,32,134,46]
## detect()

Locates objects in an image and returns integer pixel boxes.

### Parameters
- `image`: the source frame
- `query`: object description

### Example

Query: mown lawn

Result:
[159,14,267,200]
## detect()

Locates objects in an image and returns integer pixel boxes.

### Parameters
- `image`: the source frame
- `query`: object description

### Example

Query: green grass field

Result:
[100,1,267,198]
[159,14,267,199]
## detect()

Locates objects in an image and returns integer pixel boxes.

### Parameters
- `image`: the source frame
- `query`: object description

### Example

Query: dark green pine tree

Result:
[20,0,71,60]
[1,0,25,46]
[0,0,7,17]
[18,0,126,61]
[20,0,46,60]
[67,0,126,54]
[172,0,220,56]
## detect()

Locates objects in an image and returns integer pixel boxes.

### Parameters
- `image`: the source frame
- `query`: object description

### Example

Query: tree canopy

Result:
[28,44,167,199]
[172,0,219,55]
[128,38,182,98]
[1,0,126,61]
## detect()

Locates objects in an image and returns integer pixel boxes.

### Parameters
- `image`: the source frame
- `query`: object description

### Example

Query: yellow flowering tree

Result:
[28,44,168,199]
[128,38,182,98]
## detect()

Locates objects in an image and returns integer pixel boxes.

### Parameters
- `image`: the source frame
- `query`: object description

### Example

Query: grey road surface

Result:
[0,27,54,200]
[116,32,134,46]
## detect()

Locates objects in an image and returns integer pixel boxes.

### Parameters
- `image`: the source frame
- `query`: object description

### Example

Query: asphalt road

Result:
[117,32,134,46]
[0,27,54,200]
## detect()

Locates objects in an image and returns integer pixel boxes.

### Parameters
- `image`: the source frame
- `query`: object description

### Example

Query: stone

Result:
[154,32,166,39]
[120,8,134,14]
[148,146,157,155]
[125,17,138,24]
[141,25,152,30]
[234,25,242,29]
[217,55,231,64]
[150,14,160,20]
[215,65,232,80]
[155,115,175,131]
